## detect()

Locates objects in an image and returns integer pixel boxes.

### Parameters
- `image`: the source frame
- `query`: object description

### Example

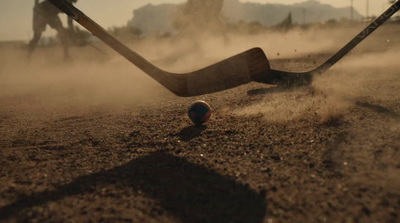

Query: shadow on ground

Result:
[0,151,267,222]
[177,125,208,141]
[356,101,400,119]
[247,86,290,96]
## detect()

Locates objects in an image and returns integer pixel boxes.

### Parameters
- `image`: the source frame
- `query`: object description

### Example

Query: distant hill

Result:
[128,0,362,35]
[223,0,363,26]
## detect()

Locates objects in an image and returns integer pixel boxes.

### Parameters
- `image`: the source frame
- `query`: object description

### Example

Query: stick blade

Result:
[183,48,270,96]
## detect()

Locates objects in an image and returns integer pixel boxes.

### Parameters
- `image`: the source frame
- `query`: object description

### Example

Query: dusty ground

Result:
[0,23,400,222]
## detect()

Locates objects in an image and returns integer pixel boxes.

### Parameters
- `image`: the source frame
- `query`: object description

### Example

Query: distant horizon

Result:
[0,0,391,41]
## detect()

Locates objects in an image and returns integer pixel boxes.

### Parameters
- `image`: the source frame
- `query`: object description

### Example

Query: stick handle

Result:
[48,0,166,76]
[315,0,400,75]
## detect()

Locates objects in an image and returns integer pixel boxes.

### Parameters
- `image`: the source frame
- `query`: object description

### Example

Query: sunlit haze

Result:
[0,0,392,41]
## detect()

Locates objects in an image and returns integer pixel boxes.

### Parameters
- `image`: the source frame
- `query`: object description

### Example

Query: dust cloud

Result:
[0,25,348,107]
[235,32,400,123]
[0,43,164,107]
[1,23,396,112]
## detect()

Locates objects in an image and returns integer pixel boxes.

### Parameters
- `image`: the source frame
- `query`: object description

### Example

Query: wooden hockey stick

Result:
[49,0,400,95]
[48,0,270,97]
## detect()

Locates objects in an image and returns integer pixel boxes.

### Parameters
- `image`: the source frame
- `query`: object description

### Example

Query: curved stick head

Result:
[181,47,271,96]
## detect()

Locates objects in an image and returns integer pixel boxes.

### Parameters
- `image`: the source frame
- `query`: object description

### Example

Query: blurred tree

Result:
[273,12,293,32]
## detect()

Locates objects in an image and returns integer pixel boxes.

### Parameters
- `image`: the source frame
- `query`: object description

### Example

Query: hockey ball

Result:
[188,100,212,125]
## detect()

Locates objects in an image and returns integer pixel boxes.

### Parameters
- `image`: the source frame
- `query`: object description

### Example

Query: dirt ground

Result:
[0,23,400,222]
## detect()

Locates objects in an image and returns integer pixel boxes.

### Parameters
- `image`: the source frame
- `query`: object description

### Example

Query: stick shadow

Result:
[247,86,289,96]
[356,101,400,119]
[0,151,267,222]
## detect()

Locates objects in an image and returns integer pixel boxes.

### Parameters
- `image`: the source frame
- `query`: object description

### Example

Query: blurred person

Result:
[174,0,226,36]
[28,0,78,61]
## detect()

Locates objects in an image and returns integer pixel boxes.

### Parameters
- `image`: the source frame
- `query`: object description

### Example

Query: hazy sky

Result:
[0,0,392,41]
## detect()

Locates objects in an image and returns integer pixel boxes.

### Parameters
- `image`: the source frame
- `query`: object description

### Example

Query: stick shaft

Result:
[48,0,166,76]
[314,0,400,75]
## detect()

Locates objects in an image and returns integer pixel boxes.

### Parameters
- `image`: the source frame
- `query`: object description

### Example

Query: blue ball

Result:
[188,100,212,125]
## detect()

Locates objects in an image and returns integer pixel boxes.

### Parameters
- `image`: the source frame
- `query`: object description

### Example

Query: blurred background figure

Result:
[174,0,226,37]
[28,0,78,61]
